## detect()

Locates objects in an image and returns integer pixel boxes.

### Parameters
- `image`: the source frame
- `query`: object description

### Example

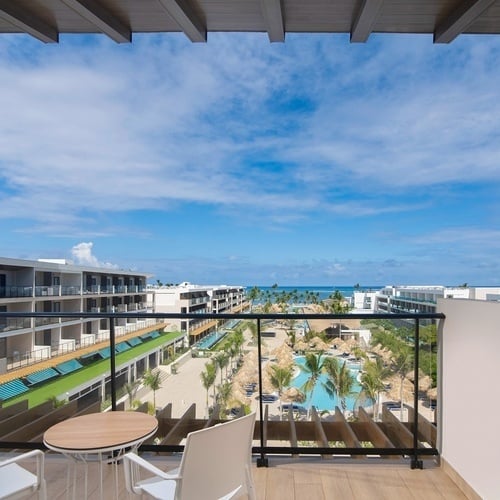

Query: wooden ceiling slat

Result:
[0,0,58,42]
[351,0,384,42]
[260,0,285,42]
[60,0,131,42]
[434,0,497,42]
[0,2,499,45]
[157,0,207,42]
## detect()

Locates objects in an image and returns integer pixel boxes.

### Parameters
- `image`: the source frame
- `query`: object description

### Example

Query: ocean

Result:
[248,285,382,301]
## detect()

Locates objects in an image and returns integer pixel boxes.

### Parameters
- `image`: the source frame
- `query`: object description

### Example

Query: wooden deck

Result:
[13,453,468,499]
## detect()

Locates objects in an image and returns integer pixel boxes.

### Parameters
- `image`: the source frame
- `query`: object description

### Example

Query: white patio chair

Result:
[123,412,256,500]
[0,449,46,500]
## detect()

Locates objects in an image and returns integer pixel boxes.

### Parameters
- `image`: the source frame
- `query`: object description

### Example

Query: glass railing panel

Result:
[0,317,32,332]
[0,311,440,465]
[0,286,34,298]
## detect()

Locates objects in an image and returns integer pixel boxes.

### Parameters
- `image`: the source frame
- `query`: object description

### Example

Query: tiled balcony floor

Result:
[18,454,468,499]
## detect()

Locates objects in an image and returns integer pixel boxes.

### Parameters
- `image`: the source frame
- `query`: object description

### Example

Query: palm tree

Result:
[284,319,297,346]
[124,380,140,409]
[246,286,261,311]
[323,357,355,415]
[328,290,350,313]
[391,345,413,419]
[358,358,390,420]
[232,327,245,356]
[200,362,217,417]
[143,369,162,410]
[227,342,239,373]
[300,352,325,418]
[269,364,293,420]
[217,381,233,418]
[214,351,229,385]
[245,320,258,345]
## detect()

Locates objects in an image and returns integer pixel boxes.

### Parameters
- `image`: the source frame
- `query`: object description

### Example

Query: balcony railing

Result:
[0,286,33,298]
[0,310,442,470]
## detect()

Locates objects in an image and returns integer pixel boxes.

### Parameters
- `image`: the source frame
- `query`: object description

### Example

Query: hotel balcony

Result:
[0,299,497,498]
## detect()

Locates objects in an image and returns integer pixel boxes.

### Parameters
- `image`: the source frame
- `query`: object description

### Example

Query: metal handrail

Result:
[0,310,443,468]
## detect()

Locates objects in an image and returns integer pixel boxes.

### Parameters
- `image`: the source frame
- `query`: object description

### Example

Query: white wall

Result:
[439,298,500,499]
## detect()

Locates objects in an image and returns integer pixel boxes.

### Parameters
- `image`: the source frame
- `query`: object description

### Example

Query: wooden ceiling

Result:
[0,0,499,45]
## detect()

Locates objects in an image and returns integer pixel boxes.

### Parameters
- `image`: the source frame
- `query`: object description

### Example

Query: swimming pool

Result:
[196,330,228,350]
[291,355,367,412]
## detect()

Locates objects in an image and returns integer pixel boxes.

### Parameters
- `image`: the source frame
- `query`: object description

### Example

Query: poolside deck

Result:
[17,454,468,499]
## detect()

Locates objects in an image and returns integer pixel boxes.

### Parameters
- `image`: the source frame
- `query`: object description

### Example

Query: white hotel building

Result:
[149,282,247,344]
[0,256,150,374]
[351,285,500,317]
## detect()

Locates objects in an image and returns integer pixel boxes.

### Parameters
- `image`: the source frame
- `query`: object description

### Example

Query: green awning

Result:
[25,368,59,385]
[55,359,83,375]
[115,342,131,353]
[0,379,29,401]
[97,347,111,359]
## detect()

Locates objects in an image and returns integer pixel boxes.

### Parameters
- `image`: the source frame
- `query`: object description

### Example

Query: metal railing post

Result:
[110,318,117,411]
[411,318,423,469]
[256,318,268,467]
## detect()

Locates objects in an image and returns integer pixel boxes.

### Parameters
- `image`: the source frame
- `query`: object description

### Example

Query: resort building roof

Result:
[1,0,500,44]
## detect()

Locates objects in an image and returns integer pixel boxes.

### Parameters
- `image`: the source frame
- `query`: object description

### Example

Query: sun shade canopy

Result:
[0,1,499,45]
[25,367,60,385]
[0,379,29,401]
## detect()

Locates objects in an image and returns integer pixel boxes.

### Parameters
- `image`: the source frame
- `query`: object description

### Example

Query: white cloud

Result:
[71,242,118,269]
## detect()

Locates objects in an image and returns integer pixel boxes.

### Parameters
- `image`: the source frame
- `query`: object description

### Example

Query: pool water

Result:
[196,330,228,350]
[291,355,367,412]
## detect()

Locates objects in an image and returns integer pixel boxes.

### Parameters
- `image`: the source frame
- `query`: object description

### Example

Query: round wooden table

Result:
[44,411,158,499]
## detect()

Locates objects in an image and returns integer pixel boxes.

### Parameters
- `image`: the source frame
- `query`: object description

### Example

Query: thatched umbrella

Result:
[282,386,306,403]
[272,343,295,368]
[260,370,275,395]
[406,370,433,392]
[385,374,414,403]
[379,349,393,363]
[309,336,329,351]
[427,387,438,400]
[272,343,293,357]
[230,386,250,407]
[294,340,309,352]
[329,338,345,350]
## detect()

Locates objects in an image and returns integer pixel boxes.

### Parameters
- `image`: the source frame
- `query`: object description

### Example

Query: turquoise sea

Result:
[248,285,382,301]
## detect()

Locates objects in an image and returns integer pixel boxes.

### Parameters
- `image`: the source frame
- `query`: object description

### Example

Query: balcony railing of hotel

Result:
[1,285,147,298]
[0,310,442,470]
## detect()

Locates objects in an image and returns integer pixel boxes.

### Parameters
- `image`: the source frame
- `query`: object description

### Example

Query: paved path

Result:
[139,326,290,419]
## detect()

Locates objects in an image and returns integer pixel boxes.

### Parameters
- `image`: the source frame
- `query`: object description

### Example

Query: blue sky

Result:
[0,32,499,286]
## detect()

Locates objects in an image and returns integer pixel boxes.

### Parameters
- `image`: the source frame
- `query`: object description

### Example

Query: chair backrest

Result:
[176,412,256,500]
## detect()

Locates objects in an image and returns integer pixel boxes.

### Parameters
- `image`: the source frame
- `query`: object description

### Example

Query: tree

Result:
[143,369,162,409]
[214,351,229,386]
[358,358,391,420]
[328,290,351,313]
[391,345,413,419]
[217,381,233,418]
[124,380,140,409]
[246,286,261,311]
[245,320,258,345]
[269,364,293,420]
[200,362,217,418]
[284,319,297,346]
[300,352,325,417]
[231,327,245,356]
[323,357,355,415]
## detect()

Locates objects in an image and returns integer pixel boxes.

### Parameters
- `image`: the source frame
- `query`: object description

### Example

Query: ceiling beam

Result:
[350,0,384,42]
[434,0,496,43]
[60,0,131,43]
[261,0,285,42]
[0,1,58,43]
[157,0,207,42]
